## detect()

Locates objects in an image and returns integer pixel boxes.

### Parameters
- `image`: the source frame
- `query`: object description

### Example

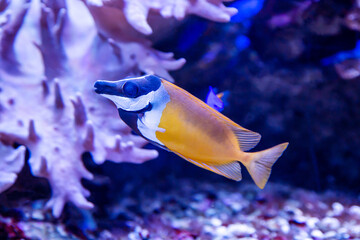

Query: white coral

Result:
[86,0,238,35]
[0,143,26,193]
[0,0,161,217]
[0,72,159,217]
[0,0,235,217]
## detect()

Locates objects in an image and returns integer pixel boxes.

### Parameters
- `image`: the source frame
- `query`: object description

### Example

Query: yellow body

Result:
[156,80,248,166]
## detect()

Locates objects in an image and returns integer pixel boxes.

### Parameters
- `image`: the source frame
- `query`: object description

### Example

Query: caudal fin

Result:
[245,143,289,189]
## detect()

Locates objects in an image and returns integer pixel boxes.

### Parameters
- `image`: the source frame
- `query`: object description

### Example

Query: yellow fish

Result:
[94,75,288,189]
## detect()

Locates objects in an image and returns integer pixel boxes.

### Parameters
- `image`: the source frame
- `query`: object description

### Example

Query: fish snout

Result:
[94,80,122,95]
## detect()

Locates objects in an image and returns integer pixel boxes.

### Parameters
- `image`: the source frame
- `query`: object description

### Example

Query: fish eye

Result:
[122,81,139,98]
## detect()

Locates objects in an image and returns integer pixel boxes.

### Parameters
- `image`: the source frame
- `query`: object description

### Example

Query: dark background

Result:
[85,0,360,197]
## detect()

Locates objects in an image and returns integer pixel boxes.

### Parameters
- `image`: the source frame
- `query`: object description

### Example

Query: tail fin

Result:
[245,143,289,189]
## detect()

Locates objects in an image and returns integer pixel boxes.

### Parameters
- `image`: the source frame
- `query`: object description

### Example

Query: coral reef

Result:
[0,0,237,217]
[0,143,26,193]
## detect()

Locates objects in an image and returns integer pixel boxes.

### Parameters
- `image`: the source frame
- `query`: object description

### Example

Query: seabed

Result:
[1,179,359,240]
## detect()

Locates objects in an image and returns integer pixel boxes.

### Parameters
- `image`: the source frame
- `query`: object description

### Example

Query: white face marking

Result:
[102,90,154,112]
[136,84,170,146]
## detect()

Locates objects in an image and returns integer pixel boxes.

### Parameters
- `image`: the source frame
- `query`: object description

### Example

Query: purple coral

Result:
[0,0,236,217]
[85,0,237,35]
[0,143,26,193]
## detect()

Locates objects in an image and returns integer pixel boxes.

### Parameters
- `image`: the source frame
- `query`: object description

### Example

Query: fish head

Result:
[94,75,163,113]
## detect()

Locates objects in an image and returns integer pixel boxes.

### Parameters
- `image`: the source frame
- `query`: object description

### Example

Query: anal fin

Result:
[204,161,242,181]
[175,153,242,181]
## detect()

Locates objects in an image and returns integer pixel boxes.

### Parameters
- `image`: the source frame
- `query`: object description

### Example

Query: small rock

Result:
[289,215,307,227]
[205,208,217,217]
[267,219,278,232]
[318,217,340,231]
[31,210,44,221]
[327,202,344,217]
[210,217,222,227]
[23,212,31,220]
[227,223,256,236]
[318,202,328,210]
[338,227,348,234]
[231,202,243,212]
[323,230,336,239]
[55,225,68,237]
[128,232,138,240]
[267,217,290,234]
[348,224,360,236]
[294,229,310,240]
[215,226,228,237]
[278,218,290,234]
[284,205,303,216]
[172,218,191,229]
[99,230,114,240]
[311,229,324,239]
[349,205,360,218]
[305,202,314,210]
[306,217,319,228]
[337,232,350,239]
[193,193,205,202]
[337,227,351,239]
[203,225,214,234]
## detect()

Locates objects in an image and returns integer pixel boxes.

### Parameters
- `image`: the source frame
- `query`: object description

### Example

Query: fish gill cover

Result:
[0,0,360,239]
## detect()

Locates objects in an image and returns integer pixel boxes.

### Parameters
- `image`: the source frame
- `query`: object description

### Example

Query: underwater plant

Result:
[0,0,237,217]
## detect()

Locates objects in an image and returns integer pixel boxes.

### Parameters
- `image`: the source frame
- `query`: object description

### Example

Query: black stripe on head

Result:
[118,108,141,135]
[94,80,122,95]
[94,75,162,98]
[118,108,171,152]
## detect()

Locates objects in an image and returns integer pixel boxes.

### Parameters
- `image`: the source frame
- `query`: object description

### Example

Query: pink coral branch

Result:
[0,143,26,193]
[37,1,68,80]
[0,0,9,13]
[104,134,158,164]
[187,0,238,22]
[0,0,30,66]
[85,0,237,35]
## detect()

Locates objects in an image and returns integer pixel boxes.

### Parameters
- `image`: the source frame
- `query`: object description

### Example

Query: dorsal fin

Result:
[232,127,261,152]
[210,110,261,152]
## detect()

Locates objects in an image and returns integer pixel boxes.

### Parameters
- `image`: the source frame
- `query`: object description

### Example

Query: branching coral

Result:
[0,0,236,217]
[0,143,26,193]
[85,0,237,35]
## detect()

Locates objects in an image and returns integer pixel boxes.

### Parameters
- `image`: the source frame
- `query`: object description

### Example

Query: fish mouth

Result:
[94,80,123,95]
